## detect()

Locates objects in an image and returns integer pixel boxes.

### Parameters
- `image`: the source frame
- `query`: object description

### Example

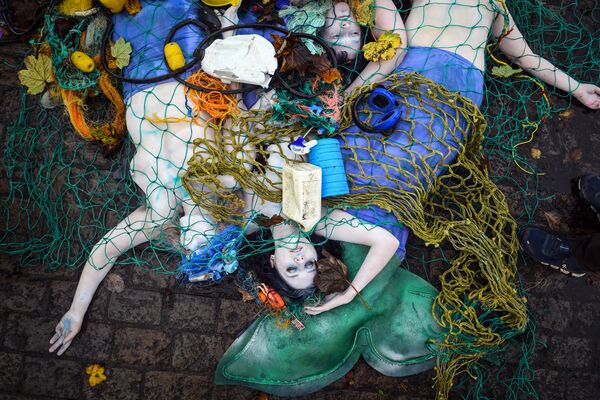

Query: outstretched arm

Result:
[49,206,154,355]
[492,11,600,109]
[304,208,399,314]
[345,0,407,93]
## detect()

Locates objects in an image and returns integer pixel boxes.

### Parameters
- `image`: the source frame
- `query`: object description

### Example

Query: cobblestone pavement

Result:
[1,24,600,400]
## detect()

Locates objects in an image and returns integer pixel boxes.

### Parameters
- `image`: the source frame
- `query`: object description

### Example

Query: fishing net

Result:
[1,0,598,399]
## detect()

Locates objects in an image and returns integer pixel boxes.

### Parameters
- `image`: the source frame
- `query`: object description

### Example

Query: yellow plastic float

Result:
[201,0,240,7]
[164,42,186,70]
[71,51,95,72]
[98,0,126,13]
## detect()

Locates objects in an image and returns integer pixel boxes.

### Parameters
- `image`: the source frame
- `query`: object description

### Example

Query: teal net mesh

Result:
[1,0,599,398]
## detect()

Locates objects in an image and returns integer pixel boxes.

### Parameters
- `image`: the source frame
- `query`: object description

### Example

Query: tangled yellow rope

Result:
[183,72,527,399]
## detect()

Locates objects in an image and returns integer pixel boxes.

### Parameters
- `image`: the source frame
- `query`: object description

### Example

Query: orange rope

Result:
[61,89,94,140]
[185,70,239,123]
[59,72,126,150]
[98,70,126,139]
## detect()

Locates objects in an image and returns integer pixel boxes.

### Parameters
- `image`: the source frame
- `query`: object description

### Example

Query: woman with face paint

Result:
[319,0,407,93]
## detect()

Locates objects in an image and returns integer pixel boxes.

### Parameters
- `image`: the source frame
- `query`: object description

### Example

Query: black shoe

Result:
[578,175,600,221]
[520,227,586,278]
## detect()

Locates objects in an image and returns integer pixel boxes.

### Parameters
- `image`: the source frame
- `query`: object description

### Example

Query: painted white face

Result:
[271,240,318,290]
[321,2,362,63]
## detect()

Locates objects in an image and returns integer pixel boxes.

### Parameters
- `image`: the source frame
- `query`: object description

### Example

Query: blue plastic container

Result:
[308,138,350,197]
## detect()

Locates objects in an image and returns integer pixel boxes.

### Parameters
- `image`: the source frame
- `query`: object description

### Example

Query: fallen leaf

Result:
[111,37,132,69]
[18,54,53,95]
[125,0,142,15]
[362,31,402,62]
[559,109,575,119]
[346,370,355,385]
[236,285,255,302]
[272,34,330,75]
[254,214,284,227]
[314,249,348,294]
[105,273,125,293]
[543,210,562,232]
[491,65,523,78]
[530,148,542,159]
[567,148,583,163]
[319,67,342,84]
[258,392,269,400]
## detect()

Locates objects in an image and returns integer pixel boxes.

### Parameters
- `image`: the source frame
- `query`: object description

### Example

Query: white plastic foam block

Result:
[201,34,277,87]
[282,163,322,232]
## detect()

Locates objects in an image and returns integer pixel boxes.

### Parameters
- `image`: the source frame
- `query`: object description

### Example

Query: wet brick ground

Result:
[1,12,600,400]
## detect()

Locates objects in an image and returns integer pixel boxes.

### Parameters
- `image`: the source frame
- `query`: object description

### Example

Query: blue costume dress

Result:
[216,47,484,396]
[112,0,205,102]
[342,46,484,260]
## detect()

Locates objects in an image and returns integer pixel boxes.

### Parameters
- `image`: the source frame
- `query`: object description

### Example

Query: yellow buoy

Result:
[201,0,240,6]
[164,42,186,71]
[71,51,95,73]
[57,0,94,16]
[98,0,126,13]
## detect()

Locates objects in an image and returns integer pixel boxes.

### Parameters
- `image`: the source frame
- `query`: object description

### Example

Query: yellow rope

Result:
[183,73,528,399]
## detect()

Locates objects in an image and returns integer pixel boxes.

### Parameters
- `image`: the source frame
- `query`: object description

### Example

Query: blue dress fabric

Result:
[342,46,484,259]
[113,0,205,102]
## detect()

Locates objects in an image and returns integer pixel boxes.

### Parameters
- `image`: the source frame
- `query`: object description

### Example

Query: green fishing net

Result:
[1,0,598,399]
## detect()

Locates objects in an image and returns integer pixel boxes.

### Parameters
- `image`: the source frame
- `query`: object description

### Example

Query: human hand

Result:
[49,310,83,356]
[304,290,355,315]
[573,83,600,109]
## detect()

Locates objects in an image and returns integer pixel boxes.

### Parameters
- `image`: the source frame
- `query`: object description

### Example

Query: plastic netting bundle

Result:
[182,71,526,398]
[1,0,599,398]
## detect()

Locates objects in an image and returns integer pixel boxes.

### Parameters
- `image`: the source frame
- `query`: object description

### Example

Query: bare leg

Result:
[179,196,217,252]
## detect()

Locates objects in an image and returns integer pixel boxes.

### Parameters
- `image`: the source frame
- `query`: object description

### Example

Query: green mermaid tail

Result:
[215,243,445,396]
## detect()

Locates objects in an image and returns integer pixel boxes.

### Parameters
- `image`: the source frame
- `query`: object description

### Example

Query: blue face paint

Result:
[63,319,71,336]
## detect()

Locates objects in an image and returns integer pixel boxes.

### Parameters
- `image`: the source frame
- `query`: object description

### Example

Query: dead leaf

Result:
[491,64,523,78]
[236,285,255,302]
[254,214,284,228]
[559,109,575,119]
[530,148,542,159]
[314,249,348,294]
[125,0,142,15]
[319,67,342,84]
[258,393,269,400]
[543,211,562,232]
[256,1,284,25]
[111,37,132,69]
[18,54,53,95]
[271,34,330,76]
[346,370,355,385]
[567,148,583,163]
[105,273,125,293]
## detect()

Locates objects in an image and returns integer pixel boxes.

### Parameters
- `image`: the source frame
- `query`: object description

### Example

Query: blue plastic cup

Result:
[309,139,350,197]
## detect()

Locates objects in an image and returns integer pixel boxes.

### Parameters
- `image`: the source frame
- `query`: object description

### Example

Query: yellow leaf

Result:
[86,364,107,387]
[491,64,523,78]
[380,31,401,48]
[530,148,541,159]
[559,109,575,119]
[18,54,53,95]
[362,31,401,62]
[110,37,132,69]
